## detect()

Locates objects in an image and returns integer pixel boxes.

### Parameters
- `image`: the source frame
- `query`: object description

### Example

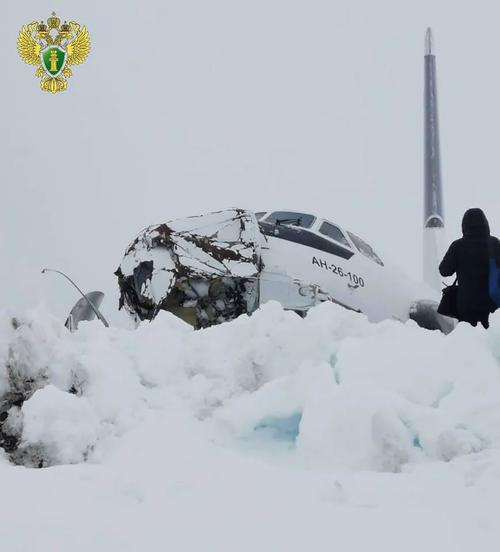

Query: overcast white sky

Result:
[3,1,500,320]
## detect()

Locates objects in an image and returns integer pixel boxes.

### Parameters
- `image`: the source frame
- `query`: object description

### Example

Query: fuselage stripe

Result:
[259,222,354,260]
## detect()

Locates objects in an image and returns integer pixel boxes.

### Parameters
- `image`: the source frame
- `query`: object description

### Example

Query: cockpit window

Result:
[319,222,351,249]
[265,211,315,229]
[254,212,266,220]
[347,231,384,266]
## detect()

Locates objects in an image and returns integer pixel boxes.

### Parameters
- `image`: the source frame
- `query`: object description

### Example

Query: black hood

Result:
[462,208,490,238]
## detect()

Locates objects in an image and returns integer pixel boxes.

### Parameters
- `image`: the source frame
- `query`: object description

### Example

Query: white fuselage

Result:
[117,208,444,331]
[256,212,437,324]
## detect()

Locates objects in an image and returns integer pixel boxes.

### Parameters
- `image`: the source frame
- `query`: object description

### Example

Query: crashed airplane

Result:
[115,206,452,333]
[114,28,453,333]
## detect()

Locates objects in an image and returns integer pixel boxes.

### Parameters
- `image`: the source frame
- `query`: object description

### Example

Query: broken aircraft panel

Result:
[116,209,267,328]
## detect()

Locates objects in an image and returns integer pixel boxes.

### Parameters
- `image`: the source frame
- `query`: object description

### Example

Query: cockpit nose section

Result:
[116,209,263,328]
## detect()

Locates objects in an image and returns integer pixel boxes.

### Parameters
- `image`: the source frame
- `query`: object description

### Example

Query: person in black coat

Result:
[439,208,500,328]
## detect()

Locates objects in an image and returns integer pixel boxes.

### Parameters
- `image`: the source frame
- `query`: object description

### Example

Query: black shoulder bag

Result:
[437,278,459,319]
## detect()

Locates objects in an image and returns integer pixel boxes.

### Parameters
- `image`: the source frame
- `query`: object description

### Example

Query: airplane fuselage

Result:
[256,211,434,324]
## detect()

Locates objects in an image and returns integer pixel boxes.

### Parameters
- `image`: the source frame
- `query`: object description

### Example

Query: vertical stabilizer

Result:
[423,28,445,291]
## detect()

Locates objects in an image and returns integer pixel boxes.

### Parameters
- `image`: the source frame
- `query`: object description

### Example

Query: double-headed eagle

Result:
[18,12,90,93]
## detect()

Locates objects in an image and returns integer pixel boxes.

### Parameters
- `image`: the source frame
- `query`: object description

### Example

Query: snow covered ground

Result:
[1,302,500,551]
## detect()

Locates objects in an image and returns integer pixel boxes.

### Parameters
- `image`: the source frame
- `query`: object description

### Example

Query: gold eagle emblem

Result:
[17,12,90,94]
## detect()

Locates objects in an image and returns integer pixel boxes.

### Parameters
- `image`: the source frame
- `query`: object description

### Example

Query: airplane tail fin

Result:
[423,28,446,291]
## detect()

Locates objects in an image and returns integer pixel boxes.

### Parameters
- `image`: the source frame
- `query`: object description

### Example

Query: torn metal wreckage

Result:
[115,209,266,328]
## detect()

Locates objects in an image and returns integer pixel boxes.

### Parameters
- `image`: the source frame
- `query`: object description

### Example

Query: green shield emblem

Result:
[41,46,67,78]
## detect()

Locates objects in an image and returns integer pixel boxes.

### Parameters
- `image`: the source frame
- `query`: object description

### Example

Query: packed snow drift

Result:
[2,301,500,469]
[1,302,500,550]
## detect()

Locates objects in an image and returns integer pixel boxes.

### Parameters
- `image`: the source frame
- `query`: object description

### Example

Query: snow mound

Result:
[1,302,500,471]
